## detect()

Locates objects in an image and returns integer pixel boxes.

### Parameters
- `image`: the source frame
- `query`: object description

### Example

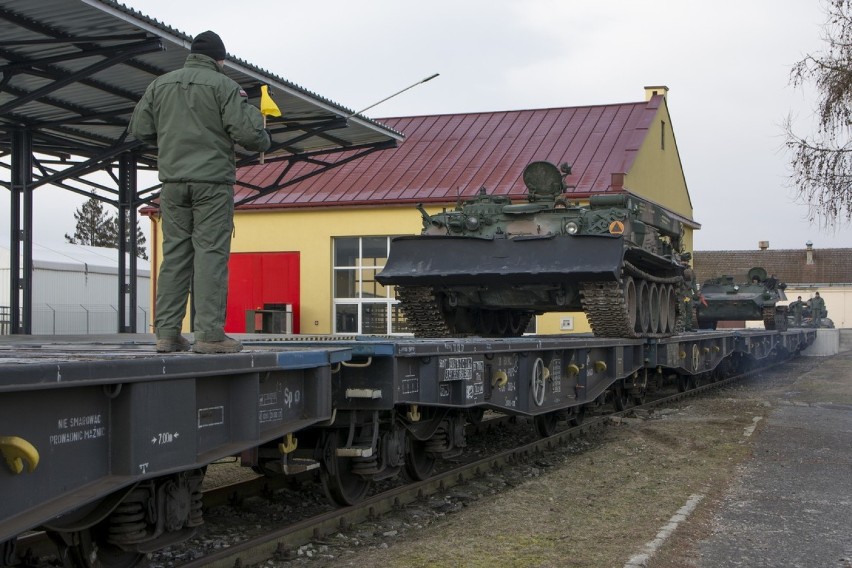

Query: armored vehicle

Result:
[376,161,692,338]
[695,267,788,331]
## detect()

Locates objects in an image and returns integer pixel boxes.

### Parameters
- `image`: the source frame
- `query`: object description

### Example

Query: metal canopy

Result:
[0,0,403,201]
[0,0,404,334]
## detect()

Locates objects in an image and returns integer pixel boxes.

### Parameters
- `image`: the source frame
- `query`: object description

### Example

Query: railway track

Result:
[10,349,796,568]
[166,360,777,568]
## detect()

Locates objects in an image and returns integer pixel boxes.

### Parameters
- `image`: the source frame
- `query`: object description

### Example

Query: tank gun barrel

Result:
[417,203,436,227]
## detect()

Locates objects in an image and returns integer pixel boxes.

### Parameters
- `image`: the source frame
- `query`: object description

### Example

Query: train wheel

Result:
[534,411,560,437]
[568,406,586,427]
[50,528,145,568]
[404,437,436,481]
[319,431,370,506]
[465,407,485,425]
[612,383,630,411]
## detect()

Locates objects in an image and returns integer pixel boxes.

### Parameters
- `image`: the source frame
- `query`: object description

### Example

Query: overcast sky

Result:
[2,0,848,253]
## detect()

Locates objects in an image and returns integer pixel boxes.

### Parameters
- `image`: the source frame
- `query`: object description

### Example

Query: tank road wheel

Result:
[665,286,678,334]
[623,276,638,332]
[494,310,510,336]
[404,436,437,481]
[508,311,526,336]
[636,280,651,334]
[658,285,670,334]
[648,283,661,334]
[320,431,370,506]
[534,411,561,437]
[508,311,532,336]
[475,309,496,336]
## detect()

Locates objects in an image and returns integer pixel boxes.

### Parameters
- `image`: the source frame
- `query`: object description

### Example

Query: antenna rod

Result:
[349,73,439,117]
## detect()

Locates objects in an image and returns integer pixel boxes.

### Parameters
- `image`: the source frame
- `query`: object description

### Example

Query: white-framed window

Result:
[332,236,411,335]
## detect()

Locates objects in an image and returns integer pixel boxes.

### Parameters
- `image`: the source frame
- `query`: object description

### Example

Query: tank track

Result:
[396,286,455,337]
[580,277,683,339]
[400,274,682,339]
[762,306,787,331]
[580,281,637,338]
[762,306,776,330]
[396,286,535,338]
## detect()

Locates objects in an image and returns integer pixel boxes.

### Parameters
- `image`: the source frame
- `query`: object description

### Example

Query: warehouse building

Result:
[0,242,150,334]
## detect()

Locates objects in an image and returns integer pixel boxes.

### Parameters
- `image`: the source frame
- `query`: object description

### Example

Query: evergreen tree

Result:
[65,197,116,248]
[65,197,148,260]
[785,0,852,226]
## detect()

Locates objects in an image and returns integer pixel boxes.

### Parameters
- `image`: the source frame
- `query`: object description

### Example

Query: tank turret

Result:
[376,161,692,338]
[695,267,788,331]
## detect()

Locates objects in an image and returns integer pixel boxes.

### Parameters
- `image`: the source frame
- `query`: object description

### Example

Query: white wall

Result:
[783,286,850,329]
[1,244,151,334]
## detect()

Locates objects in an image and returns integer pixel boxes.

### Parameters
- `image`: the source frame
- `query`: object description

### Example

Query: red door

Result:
[225,252,300,333]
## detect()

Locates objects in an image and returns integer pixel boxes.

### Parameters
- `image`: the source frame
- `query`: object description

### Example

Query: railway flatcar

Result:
[0,339,345,568]
[0,327,816,567]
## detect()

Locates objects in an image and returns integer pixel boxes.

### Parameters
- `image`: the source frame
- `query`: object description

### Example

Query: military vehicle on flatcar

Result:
[377,161,693,339]
[695,267,788,331]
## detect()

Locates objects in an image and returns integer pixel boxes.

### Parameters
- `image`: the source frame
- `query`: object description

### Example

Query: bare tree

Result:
[786,0,852,226]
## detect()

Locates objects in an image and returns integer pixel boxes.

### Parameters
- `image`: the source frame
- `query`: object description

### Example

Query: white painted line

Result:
[624,493,704,568]
[743,416,763,437]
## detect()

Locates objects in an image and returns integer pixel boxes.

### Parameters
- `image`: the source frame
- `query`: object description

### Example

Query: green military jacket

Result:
[129,54,270,184]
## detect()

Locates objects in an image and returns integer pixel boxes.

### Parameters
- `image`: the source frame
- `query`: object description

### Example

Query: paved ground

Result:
[695,351,852,568]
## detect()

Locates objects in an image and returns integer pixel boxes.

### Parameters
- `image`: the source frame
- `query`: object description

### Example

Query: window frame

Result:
[332,236,411,335]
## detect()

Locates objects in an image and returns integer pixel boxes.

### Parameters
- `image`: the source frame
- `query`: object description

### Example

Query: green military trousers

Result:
[155,182,234,342]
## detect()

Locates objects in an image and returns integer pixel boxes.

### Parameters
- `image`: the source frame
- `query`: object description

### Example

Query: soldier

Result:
[130,31,271,354]
[809,292,826,328]
[788,295,804,326]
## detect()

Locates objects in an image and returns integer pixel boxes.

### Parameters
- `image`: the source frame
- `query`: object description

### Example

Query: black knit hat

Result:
[191,31,226,61]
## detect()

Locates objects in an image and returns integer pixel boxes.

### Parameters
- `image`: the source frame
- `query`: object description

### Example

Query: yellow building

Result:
[149,86,698,336]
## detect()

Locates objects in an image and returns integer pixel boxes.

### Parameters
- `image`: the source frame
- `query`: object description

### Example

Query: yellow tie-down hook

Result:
[0,436,40,475]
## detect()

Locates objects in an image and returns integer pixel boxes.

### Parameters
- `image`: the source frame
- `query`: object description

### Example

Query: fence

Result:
[0,306,9,335]
[0,304,149,335]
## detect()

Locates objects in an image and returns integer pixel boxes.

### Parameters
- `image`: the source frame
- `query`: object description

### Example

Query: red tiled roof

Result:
[234,96,665,209]
[693,248,852,285]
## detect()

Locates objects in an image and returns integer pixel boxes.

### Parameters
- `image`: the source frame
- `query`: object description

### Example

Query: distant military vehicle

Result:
[376,161,693,338]
[695,267,788,331]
